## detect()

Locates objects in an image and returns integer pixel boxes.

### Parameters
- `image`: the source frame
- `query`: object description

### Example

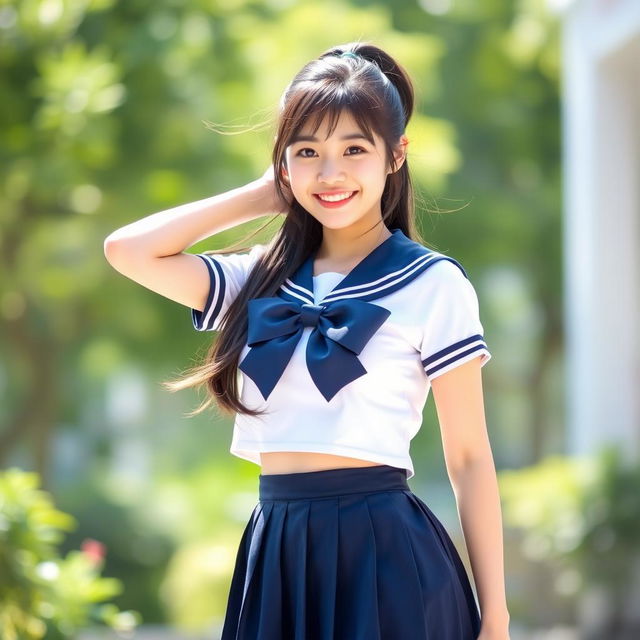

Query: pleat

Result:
[404,491,481,639]
[281,500,310,639]
[306,497,338,640]
[366,491,430,639]
[250,501,286,639]
[221,501,273,640]
[334,493,381,640]
[219,504,253,634]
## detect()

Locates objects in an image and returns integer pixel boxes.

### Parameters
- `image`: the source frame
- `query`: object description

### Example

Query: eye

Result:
[295,146,366,158]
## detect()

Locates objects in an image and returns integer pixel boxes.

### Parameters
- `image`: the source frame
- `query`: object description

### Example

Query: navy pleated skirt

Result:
[220,464,481,640]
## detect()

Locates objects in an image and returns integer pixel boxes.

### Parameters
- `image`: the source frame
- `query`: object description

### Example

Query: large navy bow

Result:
[238,296,391,402]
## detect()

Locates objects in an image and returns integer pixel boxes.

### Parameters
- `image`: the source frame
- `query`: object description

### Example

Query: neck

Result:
[315,220,392,271]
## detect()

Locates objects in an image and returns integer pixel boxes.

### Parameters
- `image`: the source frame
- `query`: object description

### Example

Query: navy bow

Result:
[235,229,468,402]
[238,296,391,402]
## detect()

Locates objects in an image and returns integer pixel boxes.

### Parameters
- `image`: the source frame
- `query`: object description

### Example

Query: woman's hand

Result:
[257,164,292,215]
[477,619,511,640]
[477,631,510,640]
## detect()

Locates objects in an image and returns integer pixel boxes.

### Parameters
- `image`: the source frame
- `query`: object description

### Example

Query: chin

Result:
[319,215,369,230]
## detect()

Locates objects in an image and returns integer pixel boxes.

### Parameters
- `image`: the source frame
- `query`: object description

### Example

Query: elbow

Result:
[103,235,116,261]
[446,447,493,485]
[103,235,139,272]
[103,235,123,266]
[444,455,470,484]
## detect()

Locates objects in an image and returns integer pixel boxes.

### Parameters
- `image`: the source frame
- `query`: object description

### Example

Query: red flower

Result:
[81,538,106,566]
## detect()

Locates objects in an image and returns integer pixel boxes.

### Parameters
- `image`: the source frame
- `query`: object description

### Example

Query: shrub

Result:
[0,467,141,639]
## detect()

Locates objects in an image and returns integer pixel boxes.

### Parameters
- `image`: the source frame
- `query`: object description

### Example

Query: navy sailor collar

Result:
[278,227,468,306]
[238,228,468,402]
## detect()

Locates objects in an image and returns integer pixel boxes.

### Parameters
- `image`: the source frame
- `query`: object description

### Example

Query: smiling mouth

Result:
[313,191,358,205]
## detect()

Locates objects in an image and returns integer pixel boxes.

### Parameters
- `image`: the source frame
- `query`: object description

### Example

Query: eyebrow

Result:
[290,132,373,144]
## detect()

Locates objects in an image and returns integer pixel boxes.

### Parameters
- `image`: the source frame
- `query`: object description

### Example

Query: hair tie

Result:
[339,51,360,60]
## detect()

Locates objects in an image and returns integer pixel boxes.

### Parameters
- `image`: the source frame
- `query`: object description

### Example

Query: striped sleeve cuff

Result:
[421,334,491,380]
[191,254,227,331]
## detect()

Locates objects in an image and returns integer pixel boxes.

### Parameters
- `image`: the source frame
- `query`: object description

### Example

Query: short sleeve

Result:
[418,258,492,381]
[190,243,266,331]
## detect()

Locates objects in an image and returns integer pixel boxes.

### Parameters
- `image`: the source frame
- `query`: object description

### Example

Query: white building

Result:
[558,0,640,458]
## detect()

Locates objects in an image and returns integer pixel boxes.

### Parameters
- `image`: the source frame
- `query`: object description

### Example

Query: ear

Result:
[388,135,409,174]
[280,163,290,183]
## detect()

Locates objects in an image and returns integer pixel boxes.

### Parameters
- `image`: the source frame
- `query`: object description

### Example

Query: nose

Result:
[318,159,346,184]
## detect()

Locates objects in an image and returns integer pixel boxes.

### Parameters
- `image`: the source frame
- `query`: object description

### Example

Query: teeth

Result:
[317,191,354,202]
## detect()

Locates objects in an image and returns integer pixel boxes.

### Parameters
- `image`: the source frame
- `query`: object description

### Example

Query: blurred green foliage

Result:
[499,445,640,631]
[56,452,261,632]
[0,467,140,639]
[501,445,640,586]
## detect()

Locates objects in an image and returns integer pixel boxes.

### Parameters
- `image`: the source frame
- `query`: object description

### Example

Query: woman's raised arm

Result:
[102,172,283,312]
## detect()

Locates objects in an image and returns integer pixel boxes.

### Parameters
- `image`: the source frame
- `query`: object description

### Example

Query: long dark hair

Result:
[164,41,428,417]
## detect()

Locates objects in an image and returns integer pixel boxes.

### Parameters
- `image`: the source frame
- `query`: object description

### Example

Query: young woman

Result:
[105,42,510,640]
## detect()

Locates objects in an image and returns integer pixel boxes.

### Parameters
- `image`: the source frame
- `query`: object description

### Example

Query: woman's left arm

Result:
[431,356,511,639]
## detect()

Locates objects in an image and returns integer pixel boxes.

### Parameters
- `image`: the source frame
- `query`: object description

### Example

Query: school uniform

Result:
[190,228,491,639]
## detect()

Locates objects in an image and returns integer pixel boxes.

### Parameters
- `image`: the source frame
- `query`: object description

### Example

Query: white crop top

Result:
[189,229,491,479]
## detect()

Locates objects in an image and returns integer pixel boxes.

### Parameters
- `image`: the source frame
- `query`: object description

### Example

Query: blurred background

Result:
[1,0,639,638]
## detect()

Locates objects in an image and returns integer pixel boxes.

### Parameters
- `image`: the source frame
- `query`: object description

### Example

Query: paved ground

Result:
[78,622,580,639]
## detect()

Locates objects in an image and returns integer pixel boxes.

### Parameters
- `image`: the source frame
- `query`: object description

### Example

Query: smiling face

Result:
[282,109,407,232]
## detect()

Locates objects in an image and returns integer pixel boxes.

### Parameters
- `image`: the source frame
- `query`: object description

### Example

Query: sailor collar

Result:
[238,228,467,402]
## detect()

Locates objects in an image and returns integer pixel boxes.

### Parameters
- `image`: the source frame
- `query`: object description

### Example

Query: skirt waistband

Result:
[258,464,410,500]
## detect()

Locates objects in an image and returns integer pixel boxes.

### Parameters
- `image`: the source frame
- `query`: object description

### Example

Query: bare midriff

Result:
[259,451,385,475]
